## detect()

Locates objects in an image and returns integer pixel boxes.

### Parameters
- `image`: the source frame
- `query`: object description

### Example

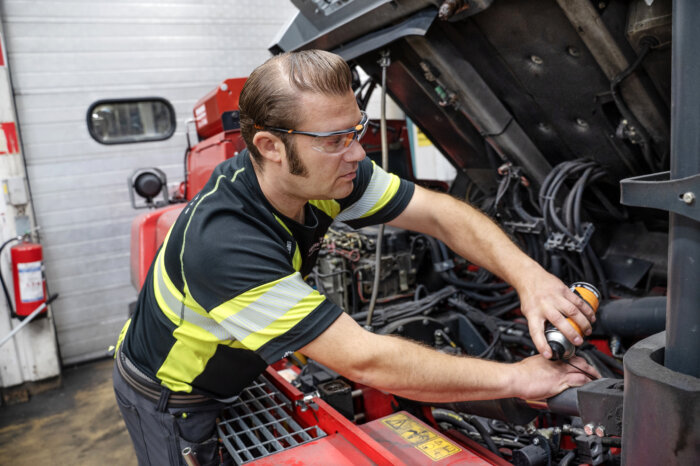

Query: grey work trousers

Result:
[112,362,227,466]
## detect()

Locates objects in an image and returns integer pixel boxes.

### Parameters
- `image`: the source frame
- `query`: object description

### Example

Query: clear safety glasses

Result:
[255,111,369,155]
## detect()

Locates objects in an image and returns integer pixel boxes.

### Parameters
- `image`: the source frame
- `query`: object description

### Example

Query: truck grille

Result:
[217,375,326,464]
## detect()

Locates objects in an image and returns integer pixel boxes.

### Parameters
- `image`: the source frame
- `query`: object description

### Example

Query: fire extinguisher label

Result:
[18,260,43,303]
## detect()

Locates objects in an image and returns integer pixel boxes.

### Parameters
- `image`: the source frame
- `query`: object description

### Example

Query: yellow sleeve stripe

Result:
[154,248,234,342]
[210,272,324,351]
[335,161,399,221]
[309,199,341,218]
[156,338,215,392]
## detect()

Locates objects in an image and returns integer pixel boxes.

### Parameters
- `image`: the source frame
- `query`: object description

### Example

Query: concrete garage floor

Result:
[0,358,137,465]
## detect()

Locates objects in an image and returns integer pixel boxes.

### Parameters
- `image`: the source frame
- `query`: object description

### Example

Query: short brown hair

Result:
[239,50,353,166]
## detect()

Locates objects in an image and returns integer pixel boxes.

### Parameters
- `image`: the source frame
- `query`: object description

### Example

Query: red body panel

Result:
[129,203,184,290]
[185,130,246,201]
[193,78,247,140]
[262,367,499,465]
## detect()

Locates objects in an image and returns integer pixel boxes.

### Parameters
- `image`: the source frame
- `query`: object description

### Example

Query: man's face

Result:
[280,91,366,201]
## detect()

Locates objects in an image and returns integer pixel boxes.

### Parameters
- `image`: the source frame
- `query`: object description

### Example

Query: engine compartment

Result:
[263,0,697,463]
[293,216,632,464]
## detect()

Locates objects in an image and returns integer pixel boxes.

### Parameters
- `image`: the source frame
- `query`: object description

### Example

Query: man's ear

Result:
[252,132,285,164]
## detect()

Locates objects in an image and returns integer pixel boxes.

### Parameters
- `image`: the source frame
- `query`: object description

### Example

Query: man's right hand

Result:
[511,354,599,400]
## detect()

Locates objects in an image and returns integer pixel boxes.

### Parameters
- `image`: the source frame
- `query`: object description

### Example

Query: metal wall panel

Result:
[1,0,298,364]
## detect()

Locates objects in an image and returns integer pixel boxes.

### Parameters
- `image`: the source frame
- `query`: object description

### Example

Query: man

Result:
[114,50,597,465]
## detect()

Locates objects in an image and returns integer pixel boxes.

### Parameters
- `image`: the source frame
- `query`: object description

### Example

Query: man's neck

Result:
[253,161,306,224]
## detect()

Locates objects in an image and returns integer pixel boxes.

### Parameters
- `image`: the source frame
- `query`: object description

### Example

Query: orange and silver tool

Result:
[545,282,601,360]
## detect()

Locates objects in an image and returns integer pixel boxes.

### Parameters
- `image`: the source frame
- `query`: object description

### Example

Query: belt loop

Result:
[156,386,171,412]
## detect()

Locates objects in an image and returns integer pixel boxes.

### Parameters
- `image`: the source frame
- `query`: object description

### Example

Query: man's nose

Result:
[343,139,366,162]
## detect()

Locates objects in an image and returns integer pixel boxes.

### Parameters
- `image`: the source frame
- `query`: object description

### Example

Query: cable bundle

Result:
[538,159,623,297]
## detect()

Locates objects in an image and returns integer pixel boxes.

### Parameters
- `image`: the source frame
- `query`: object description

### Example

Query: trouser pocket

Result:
[170,405,225,466]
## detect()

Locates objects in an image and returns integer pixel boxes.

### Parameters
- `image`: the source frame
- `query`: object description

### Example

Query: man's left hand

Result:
[518,270,596,359]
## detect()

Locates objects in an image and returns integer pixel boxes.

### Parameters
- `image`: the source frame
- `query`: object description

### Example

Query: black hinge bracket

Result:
[620,171,700,222]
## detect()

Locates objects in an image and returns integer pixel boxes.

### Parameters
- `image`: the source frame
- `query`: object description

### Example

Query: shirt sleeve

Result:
[335,158,414,229]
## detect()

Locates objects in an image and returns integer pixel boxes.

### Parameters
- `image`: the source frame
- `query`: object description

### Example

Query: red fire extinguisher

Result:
[10,240,47,318]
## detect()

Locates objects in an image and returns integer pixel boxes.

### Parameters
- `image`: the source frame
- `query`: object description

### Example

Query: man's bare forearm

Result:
[389,186,539,290]
[301,313,593,402]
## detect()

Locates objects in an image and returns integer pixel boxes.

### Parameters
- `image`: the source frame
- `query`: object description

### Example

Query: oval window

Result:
[87,98,176,145]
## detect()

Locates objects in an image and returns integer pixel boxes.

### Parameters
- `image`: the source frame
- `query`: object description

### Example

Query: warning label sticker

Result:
[381,413,462,461]
[18,260,43,303]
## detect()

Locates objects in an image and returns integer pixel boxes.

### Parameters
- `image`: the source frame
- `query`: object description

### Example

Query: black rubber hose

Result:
[564,166,593,234]
[588,347,624,373]
[432,408,475,432]
[545,163,589,238]
[585,245,608,298]
[610,41,656,172]
[424,236,511,291]
[559,451,576,466]
[462,414,503,458]
[596,296,666,337]
[0,236,22,316]
[580,349,617,379]
[487,300,522,318]
[534,435,553,466]
[572,170,606,236]
[547,162,597,237]
[511,184,538,223]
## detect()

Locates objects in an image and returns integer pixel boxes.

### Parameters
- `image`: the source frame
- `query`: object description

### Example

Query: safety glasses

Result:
[255,111,369,155]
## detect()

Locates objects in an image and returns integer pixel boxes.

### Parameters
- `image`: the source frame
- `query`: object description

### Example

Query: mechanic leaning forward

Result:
[112,49,598,466]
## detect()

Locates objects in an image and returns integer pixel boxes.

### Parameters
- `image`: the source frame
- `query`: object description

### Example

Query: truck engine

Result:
[128,0,699,464]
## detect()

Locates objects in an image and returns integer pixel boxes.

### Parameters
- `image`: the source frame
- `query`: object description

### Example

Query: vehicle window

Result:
[87,98,175,144]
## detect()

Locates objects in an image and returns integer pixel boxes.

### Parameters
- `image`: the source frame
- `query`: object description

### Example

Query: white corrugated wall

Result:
[0,0,298,364]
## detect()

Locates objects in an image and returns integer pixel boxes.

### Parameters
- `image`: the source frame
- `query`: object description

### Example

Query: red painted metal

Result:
[0,122,19,154]
[360,412,497,465]
[440,428,514,466]
[10,241,46,318]
[264,367,403,466]
[185,130,245,200]
[262,367,501,465]
[589,338,614,357]
[129,204,184,290]
[353,383,396,422]
[193,78,247,140]
[249,434,377,466]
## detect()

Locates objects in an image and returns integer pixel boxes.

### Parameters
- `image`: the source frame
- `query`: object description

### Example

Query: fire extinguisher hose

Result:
[0,236,22,316]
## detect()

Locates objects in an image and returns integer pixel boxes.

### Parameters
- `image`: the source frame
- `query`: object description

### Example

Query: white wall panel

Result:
[1,0,298,364]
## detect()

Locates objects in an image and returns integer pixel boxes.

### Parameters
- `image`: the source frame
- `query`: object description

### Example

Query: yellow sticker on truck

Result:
[381,413,462,461]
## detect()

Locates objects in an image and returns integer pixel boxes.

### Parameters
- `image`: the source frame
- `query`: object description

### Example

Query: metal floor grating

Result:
[217,375,326,464]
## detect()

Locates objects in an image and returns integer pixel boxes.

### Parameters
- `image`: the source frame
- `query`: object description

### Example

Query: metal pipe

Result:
[0,294,57,348]
[181,447,201,466]
[366,49,390,329]
[665,0,700,377]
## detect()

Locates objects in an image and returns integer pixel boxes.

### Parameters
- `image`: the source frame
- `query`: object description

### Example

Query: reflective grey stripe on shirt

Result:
[155,251,234,341]
[217,272,314,342]
[336,163,393,221]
